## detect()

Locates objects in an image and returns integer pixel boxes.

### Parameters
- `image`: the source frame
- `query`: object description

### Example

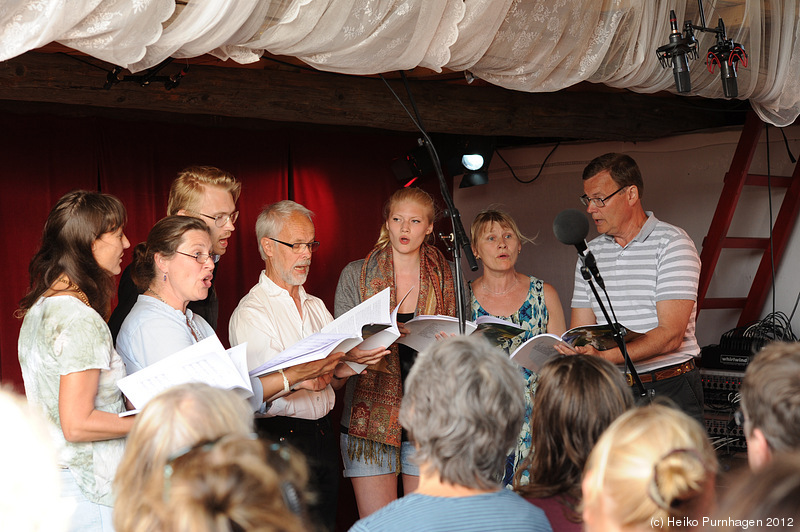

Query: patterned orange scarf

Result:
[347,243,456,452]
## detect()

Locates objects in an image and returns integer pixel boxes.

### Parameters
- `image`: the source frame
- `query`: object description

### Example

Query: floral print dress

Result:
[470,276,549,487]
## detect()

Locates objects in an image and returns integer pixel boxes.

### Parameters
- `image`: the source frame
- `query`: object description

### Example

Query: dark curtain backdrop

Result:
[292,129,444,305]
[0,110,435,392]
[1,114,100,392]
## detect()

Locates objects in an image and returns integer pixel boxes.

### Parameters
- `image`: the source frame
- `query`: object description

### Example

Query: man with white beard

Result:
[230,200,388,531]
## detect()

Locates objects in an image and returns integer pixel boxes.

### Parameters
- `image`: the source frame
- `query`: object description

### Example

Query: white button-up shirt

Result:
[229,271,335,420]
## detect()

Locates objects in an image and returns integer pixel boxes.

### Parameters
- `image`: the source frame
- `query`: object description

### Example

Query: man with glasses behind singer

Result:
[108,166,239,340]
[555,153,704,423]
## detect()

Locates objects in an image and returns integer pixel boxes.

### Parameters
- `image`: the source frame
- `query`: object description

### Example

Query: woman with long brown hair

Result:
[17,190,135,531]
[334,187,457,517]
[515,355,632,530]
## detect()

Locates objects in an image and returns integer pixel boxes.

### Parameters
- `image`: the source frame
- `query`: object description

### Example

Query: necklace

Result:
[145,288,168,305]
[58,277,91,307]
[146,288,201,342]
[481,275,519,296]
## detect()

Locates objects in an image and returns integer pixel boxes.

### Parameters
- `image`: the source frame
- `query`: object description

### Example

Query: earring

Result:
[163,272,167,281]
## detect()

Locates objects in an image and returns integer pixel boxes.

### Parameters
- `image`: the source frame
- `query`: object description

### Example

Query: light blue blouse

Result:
[116,294,215,375]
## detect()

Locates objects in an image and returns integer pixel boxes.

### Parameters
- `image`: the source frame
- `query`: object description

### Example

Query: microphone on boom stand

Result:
[553,209,648,399]
[552,209,605,289]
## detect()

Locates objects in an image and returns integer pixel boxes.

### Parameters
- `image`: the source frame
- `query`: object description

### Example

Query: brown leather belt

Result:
[625,358,696,386]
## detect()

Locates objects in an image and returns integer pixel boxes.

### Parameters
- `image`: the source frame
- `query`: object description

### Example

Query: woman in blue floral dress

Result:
[469,208,566,487]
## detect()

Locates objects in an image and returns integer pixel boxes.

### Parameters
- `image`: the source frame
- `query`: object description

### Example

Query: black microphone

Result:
[553,209,589,249]
[553,209,605,289]
[671,49,692,94]
[656,10,698,94]
[707,33,746,99]
[668,10,691,93]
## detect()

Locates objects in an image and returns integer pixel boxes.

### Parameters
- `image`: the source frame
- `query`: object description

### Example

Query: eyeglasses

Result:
[580,186,628,208]
[191,211,239,228]
[163,433,258,502]
[270,237,320,253]
[175,250,215,264]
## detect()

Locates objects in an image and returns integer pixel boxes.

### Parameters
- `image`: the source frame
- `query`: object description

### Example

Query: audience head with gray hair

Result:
[400,335,524,490]
[351,336,553,531]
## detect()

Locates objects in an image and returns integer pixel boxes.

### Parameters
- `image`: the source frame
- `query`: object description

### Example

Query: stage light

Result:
[462,154,484,171]
[391,145,433,187]
[451,137,494,188]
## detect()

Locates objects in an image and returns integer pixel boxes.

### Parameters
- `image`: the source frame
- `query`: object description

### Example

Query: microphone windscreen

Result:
[553,209,590,246]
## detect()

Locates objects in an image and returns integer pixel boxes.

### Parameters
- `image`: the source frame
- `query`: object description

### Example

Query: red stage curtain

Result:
[1,111,288,390]
[96,119,290,348]
[292,129,444,307]
[1,114,99,391]
[0,110,442,393]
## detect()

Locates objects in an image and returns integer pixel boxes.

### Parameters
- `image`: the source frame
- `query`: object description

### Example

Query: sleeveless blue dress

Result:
[470,276,549,487]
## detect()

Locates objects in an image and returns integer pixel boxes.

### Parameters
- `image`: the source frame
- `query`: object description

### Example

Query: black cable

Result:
[378,74,427,145]
[260,56,330,74]
[399,71,426,132]
[58,52,113,73]
[505,142,560,184]
[779,127,797,163]
[766,124,777,338]
[788,288,800,325]
[494,150,520,181]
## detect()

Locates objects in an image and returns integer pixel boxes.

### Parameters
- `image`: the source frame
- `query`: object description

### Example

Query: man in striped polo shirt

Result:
[558,152,703,422]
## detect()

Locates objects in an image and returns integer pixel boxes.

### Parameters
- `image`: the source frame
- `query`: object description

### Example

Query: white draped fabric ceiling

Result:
[1,0,799,126]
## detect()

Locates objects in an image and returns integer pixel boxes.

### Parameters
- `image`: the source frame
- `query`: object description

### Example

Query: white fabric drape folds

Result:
[1,0,798,126]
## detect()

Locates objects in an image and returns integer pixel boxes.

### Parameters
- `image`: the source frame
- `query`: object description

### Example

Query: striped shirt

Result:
[570,213,700,372]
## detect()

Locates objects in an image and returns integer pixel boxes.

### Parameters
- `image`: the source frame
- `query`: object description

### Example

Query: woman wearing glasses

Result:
[116,216,217,373]
[17,190,135,531]
[334,187,458,517]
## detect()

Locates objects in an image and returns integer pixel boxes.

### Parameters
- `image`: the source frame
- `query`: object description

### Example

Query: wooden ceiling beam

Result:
[0,51,746,141]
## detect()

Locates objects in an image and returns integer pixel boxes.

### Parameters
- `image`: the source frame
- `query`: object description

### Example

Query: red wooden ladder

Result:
[697,111,800,325]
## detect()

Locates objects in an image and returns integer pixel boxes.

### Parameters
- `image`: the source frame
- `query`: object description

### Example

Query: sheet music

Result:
[333,286,412,373]
[248,332,354,377]
[321,287,392,337]
[117,336,253,413]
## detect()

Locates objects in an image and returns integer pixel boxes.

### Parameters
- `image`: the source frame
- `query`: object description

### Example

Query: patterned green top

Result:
[18,296,127,506]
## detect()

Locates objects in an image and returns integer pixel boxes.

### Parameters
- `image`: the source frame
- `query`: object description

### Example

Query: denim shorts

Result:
[340,433,420,478]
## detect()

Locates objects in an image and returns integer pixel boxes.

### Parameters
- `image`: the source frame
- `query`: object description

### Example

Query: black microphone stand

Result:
[420,137,477,333]
[579,254,648,399]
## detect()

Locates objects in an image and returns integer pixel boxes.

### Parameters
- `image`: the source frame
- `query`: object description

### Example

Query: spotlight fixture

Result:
[449,136,494,188]
[656,0,746,98]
